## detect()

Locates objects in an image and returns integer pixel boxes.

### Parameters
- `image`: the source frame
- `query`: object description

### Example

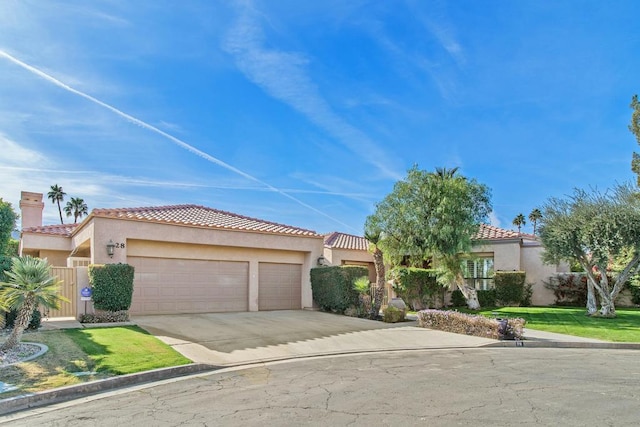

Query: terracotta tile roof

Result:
[92,204,320,236]
[323,224,535,251]
[324,232,370,251]
[475,224,536,240]
[22,223,79,236]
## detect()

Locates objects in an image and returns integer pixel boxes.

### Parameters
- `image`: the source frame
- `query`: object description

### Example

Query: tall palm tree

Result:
[63,197,88,223]
[512,213,526,234]
[528,208,542,235]
[434,166,460,179]
[0,256,67,351]
[47,185,66,225]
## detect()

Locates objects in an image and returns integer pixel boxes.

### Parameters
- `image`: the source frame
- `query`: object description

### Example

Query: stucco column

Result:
[301,252,314,309]
[248,260,259,311]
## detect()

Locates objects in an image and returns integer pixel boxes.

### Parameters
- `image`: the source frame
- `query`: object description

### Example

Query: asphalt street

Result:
[2,347,639,426]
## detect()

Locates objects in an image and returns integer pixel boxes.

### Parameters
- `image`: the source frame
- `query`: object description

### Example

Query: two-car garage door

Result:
[128,257,249,315]
[128,257,302,315]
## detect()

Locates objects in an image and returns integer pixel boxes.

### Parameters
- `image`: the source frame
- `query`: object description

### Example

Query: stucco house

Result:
[19,191,324,315]
[322,225,568,306]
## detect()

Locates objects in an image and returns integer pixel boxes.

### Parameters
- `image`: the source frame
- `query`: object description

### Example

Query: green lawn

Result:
[0,326,191,398]
[463,306,640,342]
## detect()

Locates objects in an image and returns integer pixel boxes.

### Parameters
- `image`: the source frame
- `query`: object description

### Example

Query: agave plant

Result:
[0,256,67,351]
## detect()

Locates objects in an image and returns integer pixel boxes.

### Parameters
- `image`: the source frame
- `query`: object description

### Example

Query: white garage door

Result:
[258,263,302,310]
[128,257,249,314]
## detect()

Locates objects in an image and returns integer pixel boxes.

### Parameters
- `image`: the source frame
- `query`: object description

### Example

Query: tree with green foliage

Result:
[539,184,640,317]
[528,208,542,235]
[0,198,18,256]
[0,256,67,350]
[512,213,526,233]
[47,184,66,225]
[363,229,386,319]
[63,197,88,223]
[630,94,640,184]
[365,166,492,309]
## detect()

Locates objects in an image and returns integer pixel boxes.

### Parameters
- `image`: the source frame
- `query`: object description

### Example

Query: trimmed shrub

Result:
[0,255,12,281]
[390,267,444,310]
[311,266,368,313]
[477,289,497,307]
[383,306,405,323]
[494,271,526,306]
[450,289,466,307]
[80,310,129,323]
[89,263,135,312]
[4,308,41,330]
[417,309,525,340]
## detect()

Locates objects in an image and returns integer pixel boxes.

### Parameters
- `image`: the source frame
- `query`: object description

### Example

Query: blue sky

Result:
[1,0,638,235]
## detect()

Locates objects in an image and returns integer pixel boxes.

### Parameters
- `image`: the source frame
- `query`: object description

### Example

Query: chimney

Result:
[19,191,44,230]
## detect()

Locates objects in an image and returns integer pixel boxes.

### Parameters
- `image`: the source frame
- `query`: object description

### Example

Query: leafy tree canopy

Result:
[0,198,19,256]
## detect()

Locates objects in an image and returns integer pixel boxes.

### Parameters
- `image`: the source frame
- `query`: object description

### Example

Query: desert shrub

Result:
[494,271,526,306]
[521,283,534,307]
[311,266,368,313]
[477,289,497,307]
[80,310,129,323]
[390,267,444,310]
[450,289,466,307]
[4,308,41,330]
[383,306,405,323]
[544,274,588,306]
[89,263,135,312]
[417,309,525,340]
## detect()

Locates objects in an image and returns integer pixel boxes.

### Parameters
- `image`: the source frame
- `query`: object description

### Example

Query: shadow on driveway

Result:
[133,310,411,353]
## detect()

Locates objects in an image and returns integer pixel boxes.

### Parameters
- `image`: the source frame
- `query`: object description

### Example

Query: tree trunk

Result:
[370,246,386,320]
[455,274,480,310]
[1,297,35,351]
[57,201,64,224]
[586,279,597,315]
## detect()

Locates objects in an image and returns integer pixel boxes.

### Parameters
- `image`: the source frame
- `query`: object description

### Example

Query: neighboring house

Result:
[322,225,568,306]
[19,191,323,316]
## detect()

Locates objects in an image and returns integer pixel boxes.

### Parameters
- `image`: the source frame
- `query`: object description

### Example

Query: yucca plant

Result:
[0,256,67,351]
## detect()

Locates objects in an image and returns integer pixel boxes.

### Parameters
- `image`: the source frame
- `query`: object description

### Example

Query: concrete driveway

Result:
[132,310,496,366]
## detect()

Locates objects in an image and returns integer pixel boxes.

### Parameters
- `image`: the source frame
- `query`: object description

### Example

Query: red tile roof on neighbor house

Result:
[323,232,369,251]
[91,204,320,236]
[324,224,536,251]
[22,223,79,236]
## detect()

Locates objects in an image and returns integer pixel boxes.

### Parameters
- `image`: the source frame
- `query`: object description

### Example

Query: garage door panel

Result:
[259,263,302,311]
[128,257,249,315]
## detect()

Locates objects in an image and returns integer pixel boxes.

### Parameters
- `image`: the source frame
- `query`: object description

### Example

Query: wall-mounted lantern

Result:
[106,240,115,258]
[317,255,327,266]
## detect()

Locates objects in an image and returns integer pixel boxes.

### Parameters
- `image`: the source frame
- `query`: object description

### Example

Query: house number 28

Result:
[115,243,125,249]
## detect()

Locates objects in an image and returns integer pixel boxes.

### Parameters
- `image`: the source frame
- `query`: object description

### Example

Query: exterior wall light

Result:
[106,240,115,258]
[317,256,327,266]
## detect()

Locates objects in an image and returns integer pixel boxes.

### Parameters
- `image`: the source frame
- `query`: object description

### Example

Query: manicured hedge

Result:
[89,263,135,312]
[494,271,526,306]
[0,255,12,282]
[417,309,525,340]
[311,265,368,313]
[390,267,444,310]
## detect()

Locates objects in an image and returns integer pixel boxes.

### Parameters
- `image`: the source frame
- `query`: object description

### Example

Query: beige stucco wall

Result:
[323,247,376,282]
[472,240,521,271]
[520,243,568,305]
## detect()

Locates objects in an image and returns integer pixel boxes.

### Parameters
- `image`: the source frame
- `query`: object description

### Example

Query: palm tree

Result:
[47,185,66,225]
[512,213,526,234]
[434,166,460,179]
[528,208,542,235]
[63,197,88,223]
[0,256,67,351]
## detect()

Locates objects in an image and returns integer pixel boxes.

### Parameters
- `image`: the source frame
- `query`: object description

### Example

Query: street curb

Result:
[484,341,640,349]
[0,363,219,416]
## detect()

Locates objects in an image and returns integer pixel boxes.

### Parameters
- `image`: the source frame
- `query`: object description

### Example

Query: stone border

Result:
[4,343,49,366]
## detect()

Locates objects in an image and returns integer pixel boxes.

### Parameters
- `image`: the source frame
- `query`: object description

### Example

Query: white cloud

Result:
[223,2,402,181]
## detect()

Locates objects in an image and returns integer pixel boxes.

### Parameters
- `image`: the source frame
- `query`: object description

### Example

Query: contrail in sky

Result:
[0,49,357,232]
